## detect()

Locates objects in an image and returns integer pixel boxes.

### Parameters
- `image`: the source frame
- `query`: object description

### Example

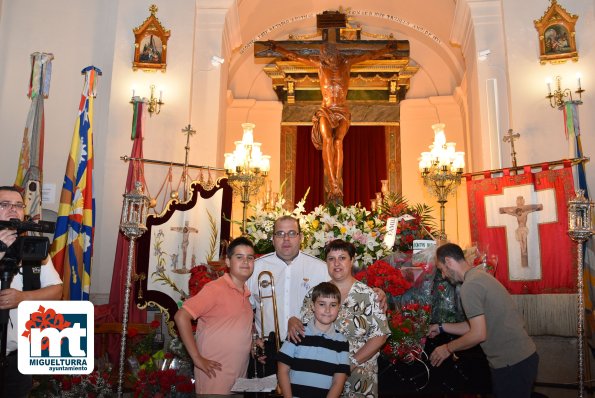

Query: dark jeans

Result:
[1,351,32,398]
[491,351,539,398]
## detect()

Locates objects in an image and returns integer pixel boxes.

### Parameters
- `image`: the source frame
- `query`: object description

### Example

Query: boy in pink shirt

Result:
[175,237,255,394]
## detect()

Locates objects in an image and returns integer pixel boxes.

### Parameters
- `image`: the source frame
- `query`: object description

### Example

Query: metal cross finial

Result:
[503,129,520,169]
[182,124,196,138]
[181,124,196,200]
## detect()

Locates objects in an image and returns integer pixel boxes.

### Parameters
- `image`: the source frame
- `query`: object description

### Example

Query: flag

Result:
[50,66,101,300]
[92,98,149,363]
[14,52,54,222]
[466,163,576,294]
[109,97,148,322]
[564,100,595,310]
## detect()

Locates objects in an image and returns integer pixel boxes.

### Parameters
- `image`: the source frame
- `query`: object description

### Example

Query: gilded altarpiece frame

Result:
[281,124,401,208]
[534,0,578,64]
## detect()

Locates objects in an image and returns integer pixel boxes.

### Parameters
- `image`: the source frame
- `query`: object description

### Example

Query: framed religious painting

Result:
[534,0,578,64]
[135,179,233,335]
[132,4,171,71]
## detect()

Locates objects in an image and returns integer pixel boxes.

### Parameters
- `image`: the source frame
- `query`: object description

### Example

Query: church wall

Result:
[0,0,226,302]
[502,0,595,182]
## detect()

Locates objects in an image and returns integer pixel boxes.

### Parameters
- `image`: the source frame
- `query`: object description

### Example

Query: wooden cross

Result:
[503,129,520,169]
[254,11,409,203]
[254,11,409,63]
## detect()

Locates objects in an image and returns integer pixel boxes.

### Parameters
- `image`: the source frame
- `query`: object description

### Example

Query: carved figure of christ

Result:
[485,186,556,280]
[170,220,198,271]
[255,22,408,203]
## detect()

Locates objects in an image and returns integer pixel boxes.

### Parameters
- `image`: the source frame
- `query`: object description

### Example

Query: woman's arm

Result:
[351,334,388,370]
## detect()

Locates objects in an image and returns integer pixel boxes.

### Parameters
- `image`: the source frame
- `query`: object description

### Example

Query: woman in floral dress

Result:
[299,239,390,397]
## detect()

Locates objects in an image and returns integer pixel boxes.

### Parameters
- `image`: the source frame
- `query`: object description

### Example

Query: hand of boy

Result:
[251,338,267,364]
[195,355,222,378]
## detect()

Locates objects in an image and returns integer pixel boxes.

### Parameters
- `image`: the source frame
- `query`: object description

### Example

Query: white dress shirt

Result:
[248,251,329,340]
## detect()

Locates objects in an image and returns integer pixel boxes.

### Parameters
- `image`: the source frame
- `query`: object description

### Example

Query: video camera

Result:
[0,218,55,265]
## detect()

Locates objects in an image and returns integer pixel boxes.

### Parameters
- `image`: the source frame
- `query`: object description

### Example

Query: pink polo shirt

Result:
[182,273,253,394]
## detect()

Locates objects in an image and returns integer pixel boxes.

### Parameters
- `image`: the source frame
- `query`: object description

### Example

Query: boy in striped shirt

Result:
[277,282,350,398]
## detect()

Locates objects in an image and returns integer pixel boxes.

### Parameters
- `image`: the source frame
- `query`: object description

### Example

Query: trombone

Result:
[257,270,281,352]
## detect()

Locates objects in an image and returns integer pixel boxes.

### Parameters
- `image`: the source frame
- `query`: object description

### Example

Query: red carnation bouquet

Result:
[356,247,437,364]
[383,302,432,364]
[188,262,227,298]
[354,259,413,297]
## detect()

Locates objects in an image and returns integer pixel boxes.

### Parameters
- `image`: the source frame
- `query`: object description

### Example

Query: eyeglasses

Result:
[0,202,26,211]
[273,230,300,239]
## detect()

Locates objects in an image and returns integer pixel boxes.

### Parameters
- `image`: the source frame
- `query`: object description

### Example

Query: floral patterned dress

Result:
[301,281,391,398]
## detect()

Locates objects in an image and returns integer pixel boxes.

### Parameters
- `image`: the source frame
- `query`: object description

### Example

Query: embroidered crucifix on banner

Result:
[485,185,556,281]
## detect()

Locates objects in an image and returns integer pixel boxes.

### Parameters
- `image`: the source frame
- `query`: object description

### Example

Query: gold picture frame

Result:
[132,4,171,71]
[534,0,578,64]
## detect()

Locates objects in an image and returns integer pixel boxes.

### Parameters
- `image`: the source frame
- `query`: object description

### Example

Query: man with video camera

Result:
[0,186,62,398]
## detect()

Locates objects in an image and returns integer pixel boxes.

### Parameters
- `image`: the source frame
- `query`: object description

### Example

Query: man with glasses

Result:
[248,216,329,348]
[0,186,62,398]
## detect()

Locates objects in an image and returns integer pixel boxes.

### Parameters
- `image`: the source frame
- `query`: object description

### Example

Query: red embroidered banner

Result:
[466,163,577,294]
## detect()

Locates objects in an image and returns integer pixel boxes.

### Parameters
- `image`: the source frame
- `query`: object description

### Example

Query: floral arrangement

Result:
[383,302,432,364]
[32,370,114,398]
[466,244,498,275]
[188,263,226,297]
[243,191,391,270]
[357,248,437,364]
[301,202,391,270]
[129,319,163,359]
[377,193,435,252]
[129,321,195,397]
[132,368,194,398]
[243,189,308,254]
[354,259,412,297]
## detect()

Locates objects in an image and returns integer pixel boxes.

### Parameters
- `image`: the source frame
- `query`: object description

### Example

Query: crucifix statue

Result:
[499,196,543,268]
[255,11,408,204]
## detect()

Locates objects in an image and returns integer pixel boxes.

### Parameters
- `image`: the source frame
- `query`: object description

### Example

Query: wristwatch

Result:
[0,240,7,252]
[438,323,445,334]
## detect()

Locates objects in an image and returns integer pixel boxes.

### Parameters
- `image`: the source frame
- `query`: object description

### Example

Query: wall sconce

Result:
[545,74,585,108]
[131,84,164,117]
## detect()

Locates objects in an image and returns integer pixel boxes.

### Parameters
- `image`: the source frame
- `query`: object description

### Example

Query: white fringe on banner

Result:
[512,294,577,337]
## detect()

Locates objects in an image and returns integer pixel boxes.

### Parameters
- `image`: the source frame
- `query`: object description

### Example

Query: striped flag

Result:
[50,66,101,300]
[563,101,595,310]
[14,52,54,222]
[109,97,148,321]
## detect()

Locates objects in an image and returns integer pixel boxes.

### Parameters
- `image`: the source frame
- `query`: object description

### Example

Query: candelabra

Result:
[418,123,465,240]
[224,123,271,233]
[567,189,594,398]
[546,75,585,108]
[117,181,150,397]
[131,84,164,116]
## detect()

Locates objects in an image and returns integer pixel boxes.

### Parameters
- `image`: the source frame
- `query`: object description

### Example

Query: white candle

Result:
[159,90,163,101]
[576,73,582,89]
[132,89,136,97]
